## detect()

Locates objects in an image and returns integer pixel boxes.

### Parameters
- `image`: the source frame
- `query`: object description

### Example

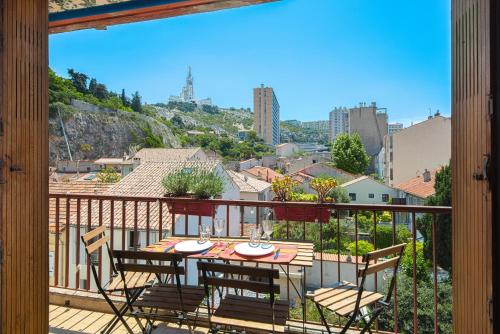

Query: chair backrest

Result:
[113,250,184,277]
[357,243,406,304]
[113,250,186,310]
[81,226,114,291]
[197,262,280,295]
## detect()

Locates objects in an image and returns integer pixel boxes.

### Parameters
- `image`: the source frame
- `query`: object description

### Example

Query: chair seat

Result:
[308,281,383,317]
[107,271,155,292]
[133,284,205,313]
[211,294,289,333]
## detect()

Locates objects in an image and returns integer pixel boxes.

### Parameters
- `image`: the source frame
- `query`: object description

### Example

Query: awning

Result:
[49,0,277,34]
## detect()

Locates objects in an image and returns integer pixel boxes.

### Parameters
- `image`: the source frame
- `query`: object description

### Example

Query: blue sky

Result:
[49,0,451,125]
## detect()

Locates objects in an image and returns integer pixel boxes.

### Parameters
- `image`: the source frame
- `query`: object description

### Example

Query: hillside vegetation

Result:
[49,69,270,164]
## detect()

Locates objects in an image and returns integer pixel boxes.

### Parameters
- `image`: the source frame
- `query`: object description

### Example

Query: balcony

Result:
[48,193,451,333]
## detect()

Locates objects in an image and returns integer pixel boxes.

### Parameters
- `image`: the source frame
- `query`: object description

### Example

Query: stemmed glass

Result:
[261,212,274,249]
[214,218,225,246]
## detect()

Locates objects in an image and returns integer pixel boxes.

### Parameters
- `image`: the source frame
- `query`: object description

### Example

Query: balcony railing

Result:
[48,193,452,333]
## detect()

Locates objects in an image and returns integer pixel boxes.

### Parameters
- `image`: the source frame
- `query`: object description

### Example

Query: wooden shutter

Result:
[452,0,493,333]
[0,0,49,332]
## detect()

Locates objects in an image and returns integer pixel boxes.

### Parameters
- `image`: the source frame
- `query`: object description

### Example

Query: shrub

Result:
[347,240,374,256]
[310,177,337,203]
[162,169,193,196]
[96,168,121,184]
[401,241,430,283]
[271,176,298,201]
[370,225,412,250]
[191,170,224,199]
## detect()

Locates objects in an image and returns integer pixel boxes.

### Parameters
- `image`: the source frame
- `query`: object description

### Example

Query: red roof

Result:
[242,166,283,183]
[396,168,441,199]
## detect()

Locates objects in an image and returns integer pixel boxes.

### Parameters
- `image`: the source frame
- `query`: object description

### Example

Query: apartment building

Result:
[329,107,349,141]
[329,102,388,159]
[253,84,280,146]
[388,122,404,134]
[384,115,451,186]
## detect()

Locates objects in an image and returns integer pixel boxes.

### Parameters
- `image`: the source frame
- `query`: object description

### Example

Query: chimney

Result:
[423,169,431,182]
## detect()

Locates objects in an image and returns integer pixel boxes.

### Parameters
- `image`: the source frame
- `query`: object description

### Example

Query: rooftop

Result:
[396,168,440,199]
[227,170,271,193]
[108,161,219,197]
[134,148,204,163]
[94,157,132,165]
[241,166,283,183]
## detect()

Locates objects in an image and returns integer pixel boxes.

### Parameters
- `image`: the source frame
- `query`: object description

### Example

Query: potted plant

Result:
[272,176,336,222]
[162,168,224,216]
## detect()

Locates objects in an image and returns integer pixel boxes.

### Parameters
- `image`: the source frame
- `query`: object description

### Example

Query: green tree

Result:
[131,91,143,113]
[121,89,129,106]
[67,68,88,94]
[417,165,452,273]
[379,276,452,333]
[331,133,370,174]
[79,143,93,159]
[97,168,121,183]
[93,83,109,100]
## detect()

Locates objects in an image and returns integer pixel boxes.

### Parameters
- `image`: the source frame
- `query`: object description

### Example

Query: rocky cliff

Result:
[49,100,180,165]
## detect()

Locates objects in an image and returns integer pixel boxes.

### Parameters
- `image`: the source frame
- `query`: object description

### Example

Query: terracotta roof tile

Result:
[396,168,441,199]
[241,166,283,183]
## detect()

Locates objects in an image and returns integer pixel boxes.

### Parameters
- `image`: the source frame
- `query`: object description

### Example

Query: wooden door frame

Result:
[491,0,499,330]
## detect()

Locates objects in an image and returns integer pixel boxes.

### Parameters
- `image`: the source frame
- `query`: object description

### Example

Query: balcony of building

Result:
[47,194,451,333]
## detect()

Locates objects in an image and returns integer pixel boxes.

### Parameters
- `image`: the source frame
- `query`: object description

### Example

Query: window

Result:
[382,194,390,202]
[349,193,357,201]
[368,193,374,199]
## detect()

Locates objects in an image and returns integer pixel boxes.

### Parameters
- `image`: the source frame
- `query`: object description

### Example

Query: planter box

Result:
[274,206,330,222]
[167,198,215,217]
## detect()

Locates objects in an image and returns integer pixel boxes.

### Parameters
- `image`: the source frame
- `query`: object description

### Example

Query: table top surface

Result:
[146,236,314,267]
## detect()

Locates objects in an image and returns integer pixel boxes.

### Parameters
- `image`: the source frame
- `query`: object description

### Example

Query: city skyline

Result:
[49,0,451,126]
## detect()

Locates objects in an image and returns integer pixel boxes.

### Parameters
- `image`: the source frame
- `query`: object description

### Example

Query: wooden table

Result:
[154,236,314,267]
[145,236,315,333]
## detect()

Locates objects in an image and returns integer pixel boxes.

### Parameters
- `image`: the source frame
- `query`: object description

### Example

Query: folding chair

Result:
[114,250,205,334]
[81,226,154,334]
[307,243,406,334]
[197,262,289,334]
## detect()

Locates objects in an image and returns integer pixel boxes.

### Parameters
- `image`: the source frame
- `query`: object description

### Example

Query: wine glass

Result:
[214,218,225,246]
[261,219,274,249]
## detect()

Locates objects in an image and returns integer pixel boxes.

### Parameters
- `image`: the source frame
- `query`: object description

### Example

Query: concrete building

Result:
[253,85,280,146]
[56,160,97,173]
[348,102,388,158]
[329,103,388,171]
[94,156,134,177]
[388,122,404,134]
[384,115,451,186]
[227,170,272,225]
[340,175,399,204]
[275,143,299,157]
[329,107,349,141]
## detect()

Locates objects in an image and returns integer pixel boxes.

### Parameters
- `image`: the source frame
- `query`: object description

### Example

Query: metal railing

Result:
[48,193,452,334]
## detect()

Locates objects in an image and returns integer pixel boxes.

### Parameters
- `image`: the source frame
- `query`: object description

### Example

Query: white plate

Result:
[174,240,214,253]
[234,243,275,257]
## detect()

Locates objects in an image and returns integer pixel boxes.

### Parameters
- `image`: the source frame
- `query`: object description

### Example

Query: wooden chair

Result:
[114,250,205,334]
[81,226,154,334]
[307,243,406,334]
[197,262,289,334]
